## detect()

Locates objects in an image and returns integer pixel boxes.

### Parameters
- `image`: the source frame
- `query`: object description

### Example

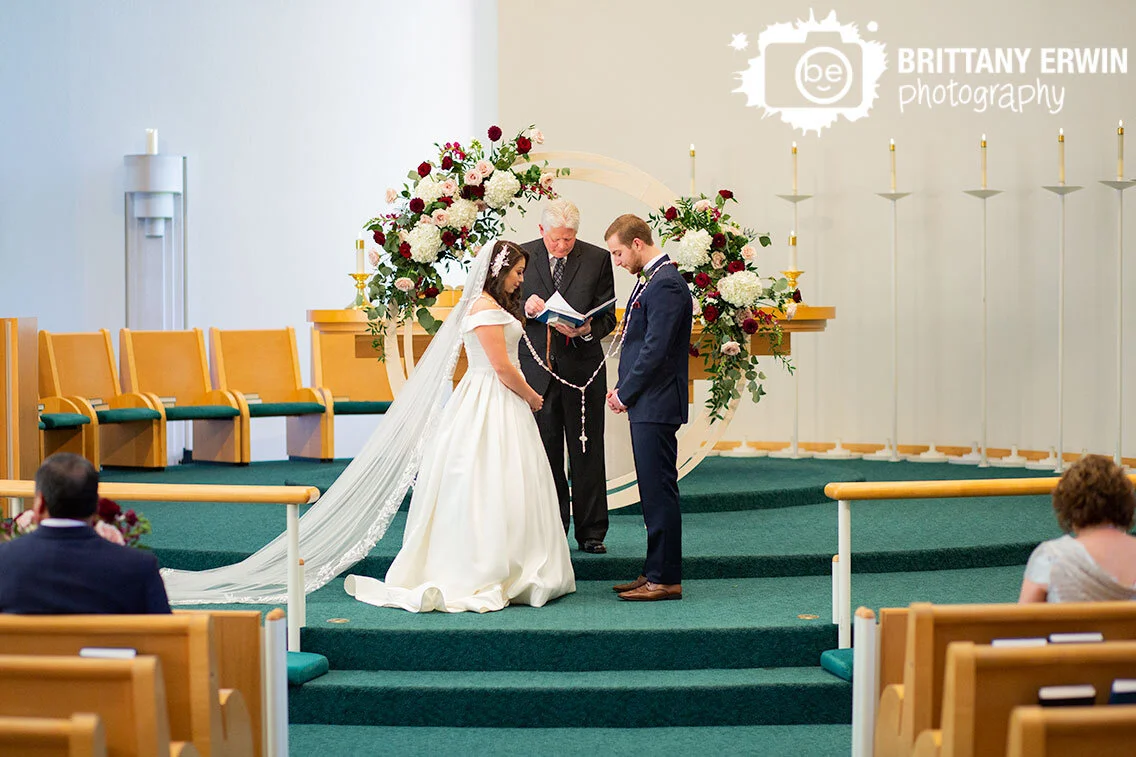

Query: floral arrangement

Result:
[648,190,799,419]
[363,125,564,337]
[0,497,152,548]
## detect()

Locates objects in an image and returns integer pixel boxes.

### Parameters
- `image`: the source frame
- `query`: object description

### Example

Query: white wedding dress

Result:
[344,306,576,613]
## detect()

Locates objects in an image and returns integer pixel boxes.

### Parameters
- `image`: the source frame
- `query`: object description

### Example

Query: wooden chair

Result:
[120,329,244,464]
[209,327,333,461]
[38,329,166,469]
[1,317,39,479]
[310,327,393,418]
[0,654,197,757]
[913,640,1136,757]
[0,713,107,757]
[876,601,1136,757]
[0,614,252,757]
[1006,704,1136,757]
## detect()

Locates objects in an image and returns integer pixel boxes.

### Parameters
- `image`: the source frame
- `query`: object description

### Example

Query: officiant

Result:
[521,199,617,554]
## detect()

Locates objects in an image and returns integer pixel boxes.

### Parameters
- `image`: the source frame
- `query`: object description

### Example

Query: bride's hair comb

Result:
[490,243,511,279]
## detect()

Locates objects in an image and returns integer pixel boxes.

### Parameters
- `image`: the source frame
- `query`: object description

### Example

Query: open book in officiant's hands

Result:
[532,292,617,328]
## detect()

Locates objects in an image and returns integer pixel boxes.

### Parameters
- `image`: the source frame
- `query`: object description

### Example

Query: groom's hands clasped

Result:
[606,389,627,414]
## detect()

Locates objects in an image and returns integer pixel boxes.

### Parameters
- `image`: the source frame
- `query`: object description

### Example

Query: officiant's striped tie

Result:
[552,257,565,291]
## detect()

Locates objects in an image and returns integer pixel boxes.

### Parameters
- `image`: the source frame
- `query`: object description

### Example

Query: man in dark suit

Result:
[0,453,171,614]
[520,199,617,554]
[605,214,693,601]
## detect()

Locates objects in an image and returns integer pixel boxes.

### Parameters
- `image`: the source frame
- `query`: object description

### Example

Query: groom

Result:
[604,214,692,601]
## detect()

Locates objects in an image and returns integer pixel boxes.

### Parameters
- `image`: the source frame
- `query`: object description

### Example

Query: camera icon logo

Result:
[735,11,887,135]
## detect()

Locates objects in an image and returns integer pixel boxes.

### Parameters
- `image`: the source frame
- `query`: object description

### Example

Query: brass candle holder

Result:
[350,273,371,310]
[781,269,804,298]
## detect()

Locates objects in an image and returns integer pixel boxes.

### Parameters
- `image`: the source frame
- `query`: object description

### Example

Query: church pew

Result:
[38,329,166,469]
[209,327,333,461]
[310,326,393,418]
[876,601,1136,757]
[0,654,197,757]
[912,640,1136,757]
[879,607,909,694]
[1005,704,1136,757]
[0,615,252,757]
[119,329,243,464]
[0,713,107,757]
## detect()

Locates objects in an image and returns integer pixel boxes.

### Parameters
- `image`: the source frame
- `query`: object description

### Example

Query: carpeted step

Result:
[289,723,854,756]
[288,667,851,728]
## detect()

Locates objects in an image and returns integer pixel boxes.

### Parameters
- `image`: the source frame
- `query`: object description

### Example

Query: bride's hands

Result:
[528,393,544,413]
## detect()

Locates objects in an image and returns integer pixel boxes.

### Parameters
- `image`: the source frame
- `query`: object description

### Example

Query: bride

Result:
[159,237,574,609]
[344,240,575,612]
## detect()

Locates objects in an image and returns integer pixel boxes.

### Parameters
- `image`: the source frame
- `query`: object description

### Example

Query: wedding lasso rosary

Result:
[519,259,678,453]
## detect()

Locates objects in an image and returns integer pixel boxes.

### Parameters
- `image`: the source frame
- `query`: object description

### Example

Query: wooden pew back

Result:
[0,615,224,757]
[879,607,909,693]
[39,330,120,402]
[940,641,1136,757]
[0,713,107,757]
[120,329,211,402]
[1006,704,1136,757]
[310,327,394,403]
[0,654,172,757]
[209,328,302,402]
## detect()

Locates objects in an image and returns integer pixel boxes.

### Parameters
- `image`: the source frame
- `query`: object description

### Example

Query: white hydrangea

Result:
[671,228,712,268]
[717,270,765,308]
[406,222,442,263]
[484,170,521,209]
[413,176,445,204]
[446,197,479,230]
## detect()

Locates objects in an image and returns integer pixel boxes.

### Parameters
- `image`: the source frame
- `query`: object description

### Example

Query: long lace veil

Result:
[161,240,495,604]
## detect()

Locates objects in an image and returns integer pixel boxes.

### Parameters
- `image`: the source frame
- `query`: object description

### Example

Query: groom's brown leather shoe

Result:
[618,582,682,601]
[612,575,648,593]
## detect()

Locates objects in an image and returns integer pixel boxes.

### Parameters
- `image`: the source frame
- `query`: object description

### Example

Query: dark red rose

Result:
[688,343,701,357]
[97,497,121,523]
[702,304,720,323]
[441,155,454,170]
[124,509,138,527]
[424,286,440,298]
[441,230,457,247]
[461,184,485,200]
[693,272,711,289]
[727,260,745,273]
[742,318,759,335]
[516,136,532,154]
[706,290,720,300]
[399,242,412,258]
[372,229,386,245]
[680,271,694,283]
[664,206,678,221]
[409,197,425,213]
[471,184,485,199]
[487,125,503,141]
[712,233,727,249]
[757,310,772,324]
[417,162,432,178]
[792,288,802,303]
[439,196,453,206]
[718,189,734,199]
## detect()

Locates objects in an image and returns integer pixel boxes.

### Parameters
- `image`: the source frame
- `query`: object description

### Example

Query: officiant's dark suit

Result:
[519,235,617,550]
[616,255,693,587]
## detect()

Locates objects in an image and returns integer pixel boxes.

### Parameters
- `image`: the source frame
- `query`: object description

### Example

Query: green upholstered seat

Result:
[333,400,392,415]
[164,405,242,421]
[95,407,162,424]
[247,402,326,418]
[40,412,92,429]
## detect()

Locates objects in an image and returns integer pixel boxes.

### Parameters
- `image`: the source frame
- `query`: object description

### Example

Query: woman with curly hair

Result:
[1019,454,1136,603]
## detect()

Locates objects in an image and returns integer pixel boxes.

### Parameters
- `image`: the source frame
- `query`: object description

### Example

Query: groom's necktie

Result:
[552,257,565,292]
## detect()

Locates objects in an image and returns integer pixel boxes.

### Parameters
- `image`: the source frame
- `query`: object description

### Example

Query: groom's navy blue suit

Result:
[616,255,693,585]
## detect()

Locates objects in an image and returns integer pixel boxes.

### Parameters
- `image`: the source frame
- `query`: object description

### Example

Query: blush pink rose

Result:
[720,340,742,356]
[710,251,726,269]
[741,245,757,261]
[693,199,712,213]
[527,128,545,145]
[475,160,494,178]
[94,520,126,545]
[440,179,458,196]
[431,209,450,226]
[464,169,482,186]
[394,277,415,292]
[540,173,555,191]
[367,250,380,267]
[385,188,399,204]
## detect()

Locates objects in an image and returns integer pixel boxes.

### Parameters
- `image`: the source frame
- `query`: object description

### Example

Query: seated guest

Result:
[0,452,171,614]
[1020,454,1136,603]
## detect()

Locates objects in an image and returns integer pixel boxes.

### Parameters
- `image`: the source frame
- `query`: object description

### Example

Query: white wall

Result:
[0,0,498,459]
[498,0,1135,457]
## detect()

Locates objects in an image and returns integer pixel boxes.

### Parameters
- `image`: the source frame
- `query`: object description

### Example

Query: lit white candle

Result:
[792,142,799,195]
[1058,128,1065,185]
[1119,120,1125,181]
[980,134,987,189]
[689,144,696,196]
[145,128,158,155]
[889,139,896,191]
[355,237,365,273]
[789,229,798,270]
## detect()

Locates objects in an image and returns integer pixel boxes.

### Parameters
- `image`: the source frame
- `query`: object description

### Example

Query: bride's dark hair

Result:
[482,240,529,322]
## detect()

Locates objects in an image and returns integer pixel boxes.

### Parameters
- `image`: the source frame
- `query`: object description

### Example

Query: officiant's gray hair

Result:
[540,199,580,232]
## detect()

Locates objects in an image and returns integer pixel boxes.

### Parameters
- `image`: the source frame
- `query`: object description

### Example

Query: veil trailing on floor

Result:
[161,240,496,604]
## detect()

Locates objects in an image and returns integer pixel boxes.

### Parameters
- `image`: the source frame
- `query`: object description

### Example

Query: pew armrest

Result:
[911,729,941,757]
[218,688,255,757]
[876,683,906,757]
[170,741,201,757]
[108,392,163,412]
[291,387,328,407]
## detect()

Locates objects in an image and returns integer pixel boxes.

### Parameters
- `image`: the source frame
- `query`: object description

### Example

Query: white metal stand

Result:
[1102,179,1135,467]
[989,444,1030,468]
[813,438,863,460]
[719,436,768,457]
[771,193,815,459]
[863,192,911,462]
[1025,184,1083,473]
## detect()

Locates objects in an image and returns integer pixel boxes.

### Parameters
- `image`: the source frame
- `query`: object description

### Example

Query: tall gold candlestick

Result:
[980,134,987,189]
[1058,128,1065,185]
[689,143,696,196]
[791,142,799,195]
[355,237,365,274]
[889,139,896,191]
[789,229,798,270]
[1119,120,1125,180]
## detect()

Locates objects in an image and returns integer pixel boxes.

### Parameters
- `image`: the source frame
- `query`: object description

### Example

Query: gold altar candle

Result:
[980,134,987,189]
[889,139,896,191]
[689,144,696,196]
[789,230,798,270]
[1119,121,1125,180]
[355,237,365,274]
[1058,128,1065,185]
[792,142,799,195]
